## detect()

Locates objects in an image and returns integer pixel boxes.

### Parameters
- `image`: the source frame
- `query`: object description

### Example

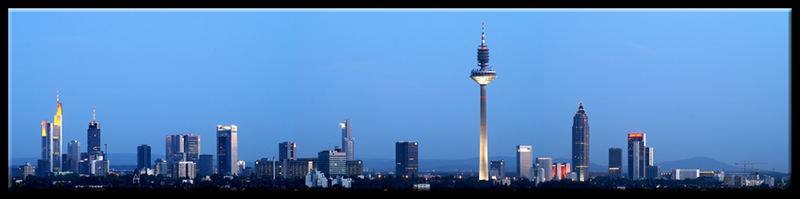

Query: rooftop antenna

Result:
[56,89,60,102]
[481,20,486,49]
[93,106,96,121]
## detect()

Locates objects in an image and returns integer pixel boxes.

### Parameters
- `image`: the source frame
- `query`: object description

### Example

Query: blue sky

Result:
[8,9,790,172]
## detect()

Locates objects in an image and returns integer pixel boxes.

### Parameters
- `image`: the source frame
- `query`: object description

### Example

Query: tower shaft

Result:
[479,85,488,181]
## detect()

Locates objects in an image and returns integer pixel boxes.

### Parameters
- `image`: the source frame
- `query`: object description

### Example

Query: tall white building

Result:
[516,145,533,180]
[535,157,553,182]
[177,161,196,179]
[339,119,354,161]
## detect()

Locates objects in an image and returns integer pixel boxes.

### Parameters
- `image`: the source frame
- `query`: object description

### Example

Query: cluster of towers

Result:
[471,22,591,182]
[38,91,108,177]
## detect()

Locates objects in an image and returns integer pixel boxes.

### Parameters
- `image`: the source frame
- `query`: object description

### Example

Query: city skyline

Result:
[8,9,790,173]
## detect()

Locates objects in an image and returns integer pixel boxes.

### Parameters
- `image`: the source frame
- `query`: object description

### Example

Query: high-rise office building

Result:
[177,161,196,179]
[395,141,419,178]
[571,101,590,182]
[535,157,553,182]
[470,21,497,181]
[339,119,354,161]
[254,158,281,179]
[41,120,52,174]
[318,149,346,177]
[154,158,168,176]
[627,132,646,180]
[645,147,654,167]
[279,141,297,162]
[52,92,63,173]
[198,154,215,177]
[552,162,571,181]
[516,145,533,180]
[217,124,238,176]
[87,106,101,157]
[67,140,80,173]
[646,165,661,179]
[166,134,184,166]
[608,148,623,178]
[283,158,318,179]
[166,134,200,163]
[346,160,363,176]
[78,152,89,175]
[183,134,200,162]
[137,145,151,169]
[631,141,642,180]
[489,160,505,180]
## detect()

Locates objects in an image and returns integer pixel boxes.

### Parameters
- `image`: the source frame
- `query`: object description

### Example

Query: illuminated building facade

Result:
[87,106,101,157]
[516,145,533,180]
[279,141,297,162]
[572,101,590,181]
[340,119,354,161]
[535,157,553,182]
[627,132,648,180]
[318,148,346,177]
[395,141,419,178]
[51,92,63,172]
[470,21,497,181]
[489,160,505,180]
[216,124,238,176]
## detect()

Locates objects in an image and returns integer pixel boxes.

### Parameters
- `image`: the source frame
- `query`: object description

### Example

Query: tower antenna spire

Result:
[56,89,60,102]
[481,20,486,47]
[93,106,96,121]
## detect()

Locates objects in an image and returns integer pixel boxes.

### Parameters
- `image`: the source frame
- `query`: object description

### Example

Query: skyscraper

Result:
[51,92,63,172]
[318,149,346,177]
[217,124,238,176]
[608,148,623,178]
[40,120,52,174]
[198,154,215,177]
[166,134,201,175]
[279,141,297,162]
[572,101,590,181]
[67,140,80,173]
[627,132,646,180]
[489,160,505,180]
[87,106,101,157]
[339,119,354,161]
[395,141,419,178]
[137,144,151,169]
[631,140,642,180]
[183,134,200,162]
[516,145,533,180]
[535,157,553,182]
[470,21,497,181]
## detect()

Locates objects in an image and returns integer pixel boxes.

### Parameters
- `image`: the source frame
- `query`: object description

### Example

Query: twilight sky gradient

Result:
[8,9,790,172]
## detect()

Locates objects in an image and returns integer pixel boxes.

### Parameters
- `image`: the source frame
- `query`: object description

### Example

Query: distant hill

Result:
[656,156,740,171]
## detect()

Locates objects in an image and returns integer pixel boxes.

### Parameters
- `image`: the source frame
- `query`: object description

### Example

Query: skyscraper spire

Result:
[56,89,60,102]
[93,106,96,121]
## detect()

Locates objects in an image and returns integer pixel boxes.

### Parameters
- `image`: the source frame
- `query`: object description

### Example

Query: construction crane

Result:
[734,161,767,175]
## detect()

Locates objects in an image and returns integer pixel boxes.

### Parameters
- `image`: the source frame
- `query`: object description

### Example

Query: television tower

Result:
[470,21,496,181]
